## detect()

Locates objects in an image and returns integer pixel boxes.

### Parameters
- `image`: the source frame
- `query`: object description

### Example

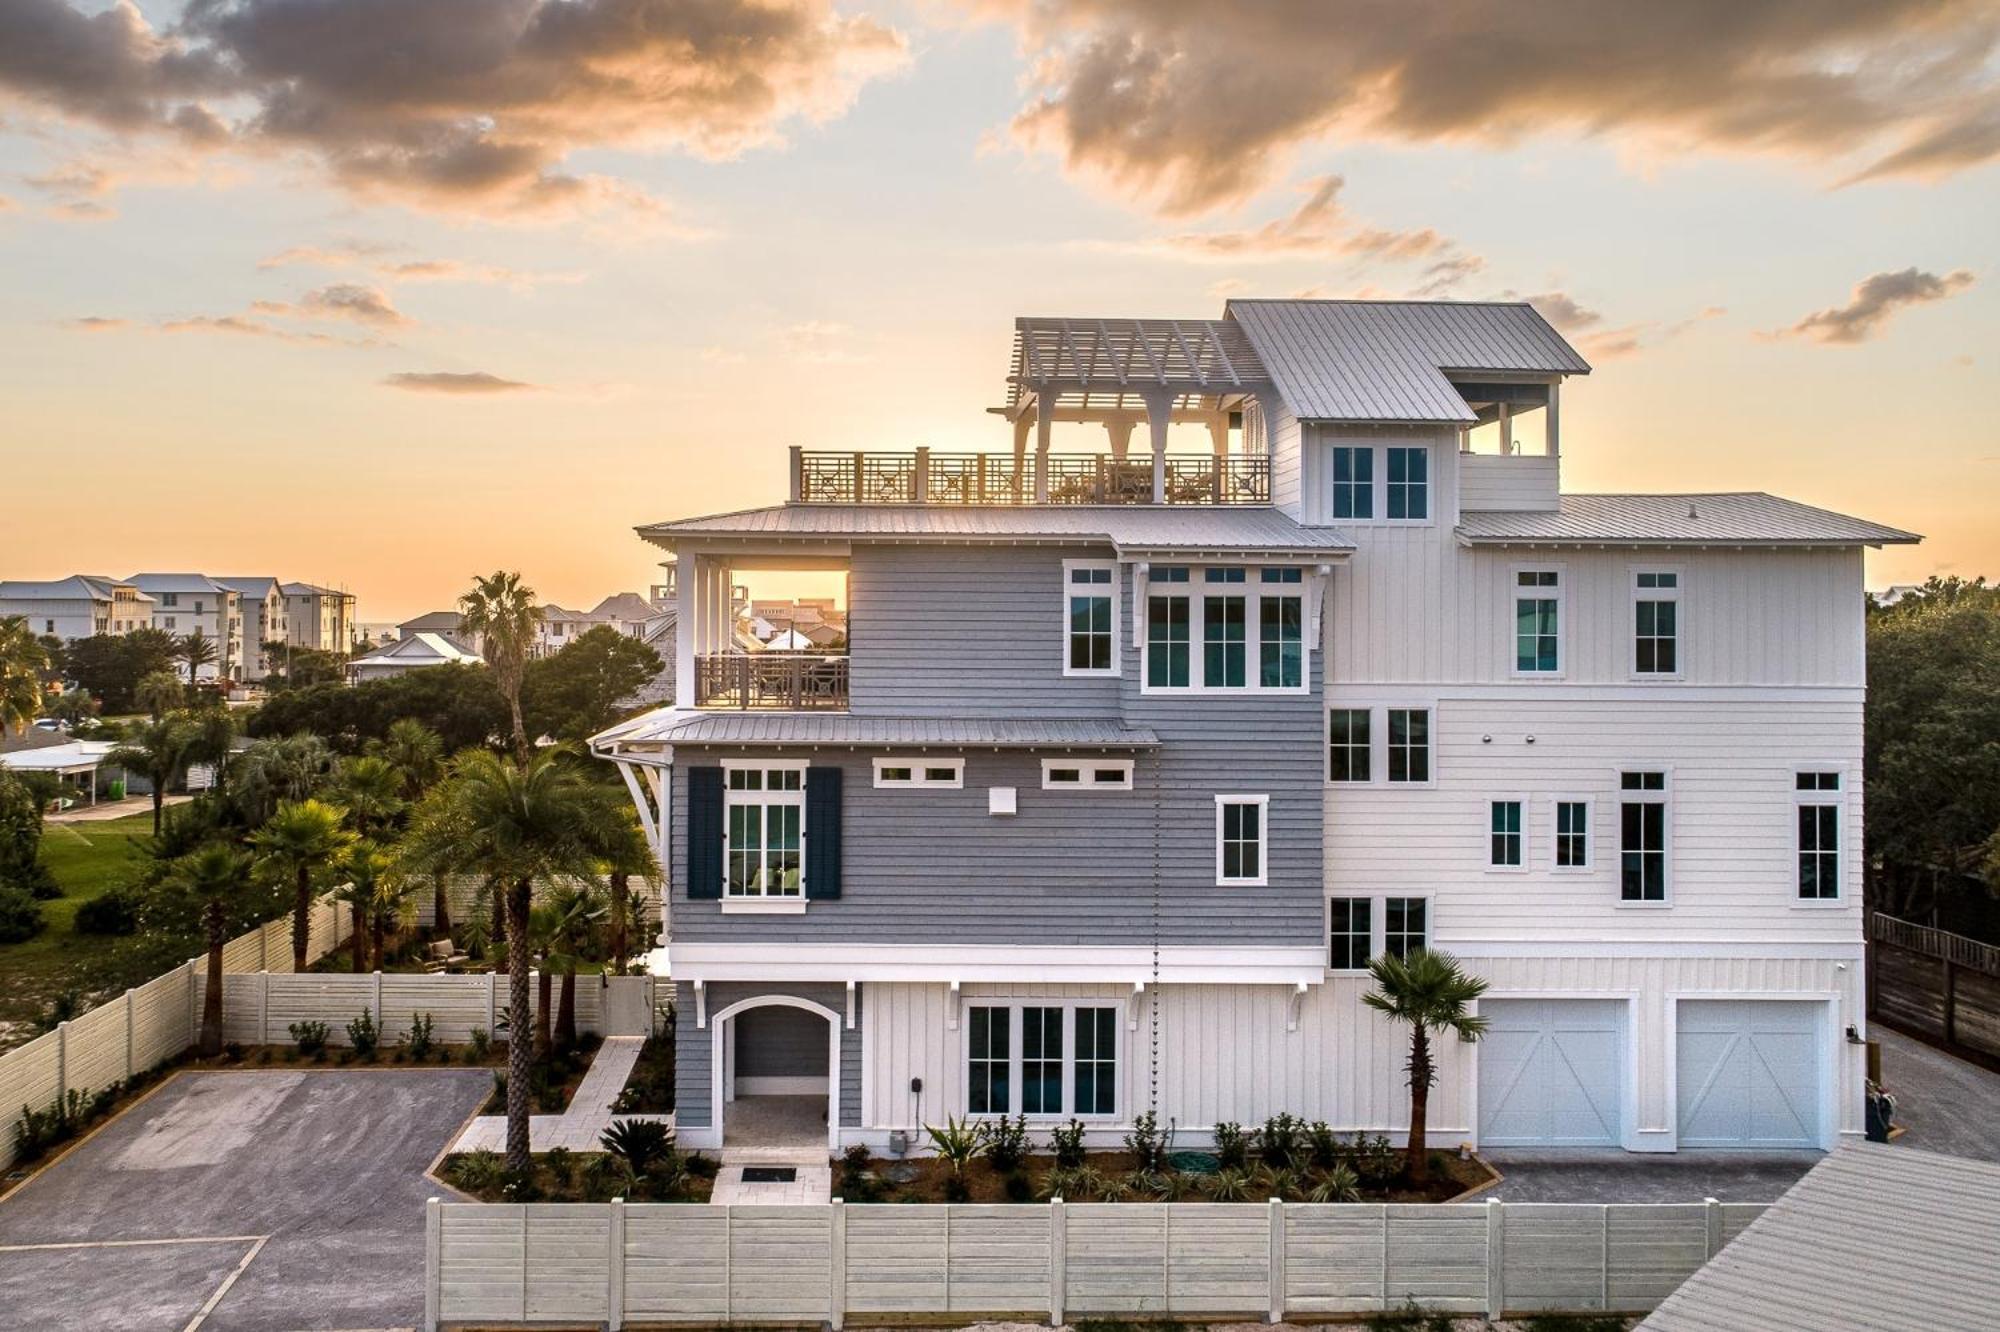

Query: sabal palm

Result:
[134,670,185,721]
[178,630,217,677]
[172,844,257,1056]
[543,882,607,1050]
[0,616,50,737]
[250,798,357,970]
[335,755,405,836]
[459,571,539,763]
[586,800,653,973]
[338,842,415,971]
[109,714,199,834]
[186,705,237,795]
[1362,949,1489,1184]
[374,719,445,800]
[232,733,335,826]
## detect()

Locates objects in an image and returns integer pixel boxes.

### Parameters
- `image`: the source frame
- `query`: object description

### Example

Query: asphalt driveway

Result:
[0,1068,489,1332]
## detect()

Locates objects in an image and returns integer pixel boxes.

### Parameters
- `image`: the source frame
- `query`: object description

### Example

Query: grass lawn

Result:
[0,811,158,1050]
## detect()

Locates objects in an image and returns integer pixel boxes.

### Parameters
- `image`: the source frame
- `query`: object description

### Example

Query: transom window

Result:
[1633,570,1681,676]
[1619,770,1668,902]
[1796,771,1842,900]
[1041,759,1134,791]
[1515,570,1562,674]
[725,764,804,898]
[1386,447,1429,520]
[1555,800,1591,869]
[965,1003,1118,1118]
[1216,795,1269,886]
[1388,708,1431,783]
[1327,709,1371,782]
[873,758,964,789]
[1332,446,1374,519]
[1143,567,1307,693]
[1490,800,1524,868]
[1063,560,1116,676]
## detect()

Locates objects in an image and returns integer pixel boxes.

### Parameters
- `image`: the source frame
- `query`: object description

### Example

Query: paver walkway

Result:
[451,1036,673,1153]
[711,1095,833,1204]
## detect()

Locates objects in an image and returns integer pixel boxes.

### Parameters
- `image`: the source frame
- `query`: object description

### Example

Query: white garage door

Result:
[1478,999,1625,1147]
[1676,1000,1823,1149]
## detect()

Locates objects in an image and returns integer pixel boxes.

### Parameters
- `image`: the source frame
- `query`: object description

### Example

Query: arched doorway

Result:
[710,995,842,1152]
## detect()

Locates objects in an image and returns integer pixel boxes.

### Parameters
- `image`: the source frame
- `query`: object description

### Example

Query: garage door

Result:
[1676,1000,1822,1148]
[1478,999,1625,1147]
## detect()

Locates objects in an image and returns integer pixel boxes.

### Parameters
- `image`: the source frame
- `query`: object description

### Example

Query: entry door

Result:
[1676,1000,1822,1148]
[1478,999,1625,1147]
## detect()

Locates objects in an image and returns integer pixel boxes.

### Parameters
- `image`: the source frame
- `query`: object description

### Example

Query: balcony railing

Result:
[793,449,1269,506]
[696,653,849,710]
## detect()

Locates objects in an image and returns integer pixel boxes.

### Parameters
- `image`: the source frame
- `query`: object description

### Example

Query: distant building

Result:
[214,576,286,679]
[282,582,357,653]
[0,576,153,640]
[347,631,483,682]
[126,573,243,681]
[588,592,655,637]
[397,610,475,653]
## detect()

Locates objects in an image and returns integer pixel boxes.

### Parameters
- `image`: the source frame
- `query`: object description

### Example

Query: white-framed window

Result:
[163,616,177,630]
[1489,799,1525,869]
[1332,446,1374,519]
[873,757,964,789]
[1328,896,1373,970]
[1215,794,1269,886]
[1327,709,1371,782]
[1618,770,1670,903]
[1387,708,1431,783]
[1145,566,1191,687]
[1142,566,1307,694]
[1327,893,1434,971]
[965,1001,1120,1119]
[723,761,805,900]
[1514,568,1563,675]
[1794,770,1843,901]
[1384,896,1429,958]
[1041,759,1134,791]
[1632,569,1682,677]
[1385,446,1429,520]
[1553,798,1592,871]
[1062,559,1117,677]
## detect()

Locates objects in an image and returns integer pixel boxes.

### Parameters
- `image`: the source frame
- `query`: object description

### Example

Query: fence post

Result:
[1703,1197,1723,1259]
[608,1198,626,1331]
[1485,1197,1505,1319]
[424,1197,440,1332]
[55,1021,69,1102]
[124,989,136,1081]
[260,971,271,1046]
[374,970,385,1032]
[187,959,199,1049]
[487,971,497,1039]
[1266,1198,1285,1323]
[828,1197,846,1331]
[1599,1204,1611,1311]
[1048,1198,1066,1327]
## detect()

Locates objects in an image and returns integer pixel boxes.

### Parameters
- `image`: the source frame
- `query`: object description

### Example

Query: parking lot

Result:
[0,1068,489,1332]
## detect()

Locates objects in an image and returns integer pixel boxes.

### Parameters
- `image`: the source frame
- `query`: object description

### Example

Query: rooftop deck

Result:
[791,448,1268,506]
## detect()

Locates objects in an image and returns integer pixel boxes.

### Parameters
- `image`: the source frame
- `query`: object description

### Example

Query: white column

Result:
[1208,415,1231,457]
[1034,394,1055,503]
[1104,418,1136,462]
[1498,401,1513,456]
[1145,391,1172,504]
[1546,381,1561,460]
[674,551,697,708]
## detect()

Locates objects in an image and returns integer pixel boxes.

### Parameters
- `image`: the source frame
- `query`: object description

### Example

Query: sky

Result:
[0,0,1994,621]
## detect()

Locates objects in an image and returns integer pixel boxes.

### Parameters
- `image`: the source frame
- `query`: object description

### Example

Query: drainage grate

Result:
[739,1166,798,1183]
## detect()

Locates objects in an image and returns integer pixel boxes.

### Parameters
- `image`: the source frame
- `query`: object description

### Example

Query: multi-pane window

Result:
[873,758,964,788]
[1490,801,1523,868]
[1216,796,1268,885]
[1329,897,1373,970]
[1332,446,1374,519]
[967,1006,1011,1114]
[1020,1006,1064,1115]
[1073,1008,1117,1115]
[725,766,804,898]
[1619,771,1668,902]
[966,1004,1116,1118]
[1387,708,1431,783]
[1065,562,1115,674]
[1555,800,1590,868]
[1515,570,1561,673]
[1386,447,1428,520]
[1041,760,1134,791]
[1259,567,1304,688]
[1634,571,1680,675]
[1146,567,1191,687]
[1327,709,1371,782]
[1796,771,1842,900]
[1202,567,1248,688]
[1384,897,1428,958]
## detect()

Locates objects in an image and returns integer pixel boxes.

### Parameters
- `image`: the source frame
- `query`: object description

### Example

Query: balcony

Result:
[696,652,849,710]
[792,448,1269,507]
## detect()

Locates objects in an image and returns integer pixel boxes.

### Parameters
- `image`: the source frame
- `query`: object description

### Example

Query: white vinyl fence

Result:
[193,971,661,1048]
[425,1196,1767,1329]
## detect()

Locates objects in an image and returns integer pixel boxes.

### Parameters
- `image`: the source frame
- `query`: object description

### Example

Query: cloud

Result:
[1501,290,1724,360]
[299,283,408,326]
[989,0,2000,214]
[1141,174,1456,265]
[259,243,583,287]
[1771,267,1977,343]
[383,371,536,394]
[256,240,398,270]
[64,315,127,331]
[0,0,908,217]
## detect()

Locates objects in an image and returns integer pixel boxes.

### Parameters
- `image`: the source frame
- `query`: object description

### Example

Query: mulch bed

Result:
[840,1150,1491,1205]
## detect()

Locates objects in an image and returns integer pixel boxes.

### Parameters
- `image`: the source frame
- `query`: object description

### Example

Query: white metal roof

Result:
[1639,1143,2000,1332]
[595,710,1159,750]
[1455,492,1921,547]
[1226,299,1590,423]
[0,576,131,603]
[215,576,281,600]
[126,572,235,595]
[639,504,1352,557]
[351,632,481,666]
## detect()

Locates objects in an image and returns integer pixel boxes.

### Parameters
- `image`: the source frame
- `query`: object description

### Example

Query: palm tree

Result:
[337,842,416,971]
[458,571,540,763]
[334,755,404,837]
[398,777,472,943]
[231,733,336,826]
[250,798,357,970]
[178,630,217,681]
[397,748,624,1173]
[1362,950,1489,1185]
[596,810,652,974]
[109,714,199,834]
[169,845,262,1056]
[374,718,445,801]
[134,669,185,721]
[543,881,607,1051]
[0,616,50,737]
[186,704,237,797]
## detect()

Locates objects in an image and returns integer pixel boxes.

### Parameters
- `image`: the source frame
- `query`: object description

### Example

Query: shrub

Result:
[1002,1171,1034,1202]
[1258,1112,1305,1170]
[1355,1133,1400,1189]
[1308,1164,1361,1204]
[545,1146,576,1189]
[446,1150,504,1193]
[500,1167,542,1202]
[601,1119,676,1176]
[1367,1297,1456,1332]
[1256,1165,1305,1200]
[346,1010,379,1060]
[74,888,140,936]
[288,1020,329,1059]
[1050,1117,1088,1169]
[1204,1167,1253,1202]
[580,1153,633,1202]
[401,1012,436,1061]
[466,1026,490,1062]
[1212,1121,1249,1171]
[981,1114,1029,1174]
[1307,1120,1340,1171]
[13,1087,115,1165]
[1123,1111,1167,1174]
[0,885,46,944]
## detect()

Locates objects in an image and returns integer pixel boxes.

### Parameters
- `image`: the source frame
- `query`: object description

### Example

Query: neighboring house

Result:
[396,610,475,654]
[589,592,656,638]
[0,576,153,639]
[126,573,243,681]
[593,299,1919,1156]
[214,576,286,679]
[0,731,124,806]
[346,631,483,681]
[282,582,357,653]
[536,604,592,658]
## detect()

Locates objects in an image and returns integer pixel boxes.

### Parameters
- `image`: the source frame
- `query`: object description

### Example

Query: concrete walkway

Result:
[451,1037,673,1153]
[711,1096,833,1204]
[46,793,188,823]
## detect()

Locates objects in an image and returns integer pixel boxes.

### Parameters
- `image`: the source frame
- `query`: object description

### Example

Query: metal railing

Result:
[695,653,849,710]
[793,448,1269,506]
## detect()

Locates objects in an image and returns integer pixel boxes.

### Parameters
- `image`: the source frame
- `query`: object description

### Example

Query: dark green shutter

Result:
[805,767,842,900]
[685,766,723,900]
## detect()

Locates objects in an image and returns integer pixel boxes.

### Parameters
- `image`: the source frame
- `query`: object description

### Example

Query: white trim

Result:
[1665,992,1842,1152]
[961,998,1124,1122]
[666,941,1328,985]
[1138,563,1310,696]
[872,756,965,789]
[1041,758,1134,791]
[1384,704,1436,788]
[1471,992,1640,1151]
[709,994,843,1152]
[1615,765,1673,905]
[1382,443,1435,526]
[1550,794,1594,874]
[1215,793,1270,887]
[1791,765,1847,905]
[720,899,807,915]
[1629,564,1685,681]
[1486,794,1529,872]
[1443,938,1865,959]
[1324,706,1373,784]
[735,1075,828,1096]
[1060,558,1119,678]
[1509,562,1566,679]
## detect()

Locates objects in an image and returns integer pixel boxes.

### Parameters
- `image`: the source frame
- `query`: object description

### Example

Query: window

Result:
[1332,446,1374,519]
[966,1003,1118,1118]
[1633,571,1680,675]
[1387,708,1431,783]
[1329,897,1373,970]
[1216,795,1268,885]
[160,593,178,607]
[1386,447,1428,520]
[1259,568,1304,688]
[1327,709,1371,782]
[1619,770,1668,902]
[1202,567,1247,688]
[1146,566,1191,687]
[44,620,55,634]
[1041,759,1134,791]
[1063,560,1116,676]
[1514,570,1562,674]
[873,758,964,789]
[1384,897,1428,958]
[163,617,176,630]
[1554,800,1591,869]
[724,764,804,899]
[1796,771,1842,900]
[1490,800,1524,868]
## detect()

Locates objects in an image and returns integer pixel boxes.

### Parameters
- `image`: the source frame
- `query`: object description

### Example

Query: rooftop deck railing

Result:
[792,447,1269,506]
[695,652,849,710]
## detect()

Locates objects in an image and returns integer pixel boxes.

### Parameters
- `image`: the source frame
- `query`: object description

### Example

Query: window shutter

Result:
[805,766,842,900]
[684,766,723,900]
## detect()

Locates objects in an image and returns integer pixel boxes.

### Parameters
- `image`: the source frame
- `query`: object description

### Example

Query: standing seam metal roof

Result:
[594,711,1159,749]
[638,504,1352,554]
[1454,493,1921,546]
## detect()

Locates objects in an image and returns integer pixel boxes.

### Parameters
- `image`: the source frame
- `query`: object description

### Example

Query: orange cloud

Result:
[383,371,537,394]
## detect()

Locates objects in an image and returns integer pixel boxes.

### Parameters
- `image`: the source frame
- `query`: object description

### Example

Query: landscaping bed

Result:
[612,1030,674,1113]
[478,1034,604,1114]
[440,1138,716,1205]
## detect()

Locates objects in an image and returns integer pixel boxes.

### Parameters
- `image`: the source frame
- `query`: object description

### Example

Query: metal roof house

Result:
[595,298,1916,1161]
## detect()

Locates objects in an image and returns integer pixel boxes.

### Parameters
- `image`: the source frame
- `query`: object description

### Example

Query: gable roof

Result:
[126,572,234,596]
[215,576,280,600]
[352,632,481,666]
[281,581,347,598]
[1226,299,1590,423]
[0,576,140,603]
[398,610,462,633]
[596,710,1159,750]
[589,592,654,621]
[1455,493,1922,548]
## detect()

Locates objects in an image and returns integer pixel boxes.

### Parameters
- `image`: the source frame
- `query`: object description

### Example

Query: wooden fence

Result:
[425,1197,1767,1329]
[1870,912,2000,1065]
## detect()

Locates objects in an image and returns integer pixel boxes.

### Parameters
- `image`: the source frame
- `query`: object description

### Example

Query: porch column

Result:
[1104,417,1137,462]
[1547,381,1561,459]
[674,551,697,708]
[1498,401,1514,456]
[1208,414,1231,457]
[1012,412,1032,501]
[1034,393,1055,502]
[1144,390,1173,503]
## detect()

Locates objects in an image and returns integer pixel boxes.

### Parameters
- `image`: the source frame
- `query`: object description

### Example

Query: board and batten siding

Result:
[1266,394,1304,517]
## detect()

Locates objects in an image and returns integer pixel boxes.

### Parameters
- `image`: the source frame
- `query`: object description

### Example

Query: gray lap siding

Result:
[674,980,862,1128]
